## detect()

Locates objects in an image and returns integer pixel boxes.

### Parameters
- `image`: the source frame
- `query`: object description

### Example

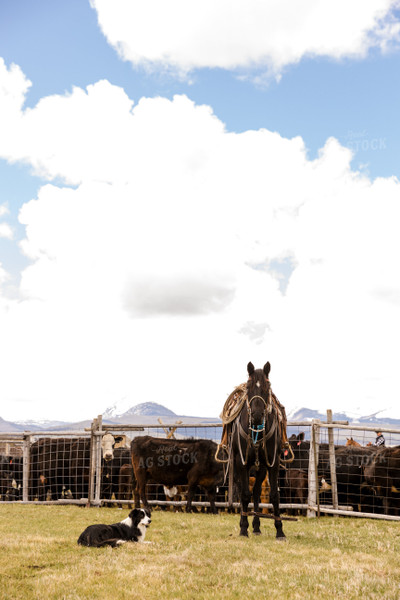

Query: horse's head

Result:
[346,437,361,447]
[246,361,272,428]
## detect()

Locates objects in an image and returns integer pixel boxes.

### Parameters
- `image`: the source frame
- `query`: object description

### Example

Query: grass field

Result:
[1,505,400,600]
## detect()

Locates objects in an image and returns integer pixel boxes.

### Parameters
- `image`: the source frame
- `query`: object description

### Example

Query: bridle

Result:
[236,380,278,469]
[247,388,273,444]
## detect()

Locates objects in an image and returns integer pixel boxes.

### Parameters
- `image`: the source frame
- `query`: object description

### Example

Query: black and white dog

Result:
[77,508,151,548]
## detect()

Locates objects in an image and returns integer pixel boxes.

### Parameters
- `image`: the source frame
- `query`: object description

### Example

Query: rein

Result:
[237,386,279,469]
[246,392,272,444]
[241,511,298,522]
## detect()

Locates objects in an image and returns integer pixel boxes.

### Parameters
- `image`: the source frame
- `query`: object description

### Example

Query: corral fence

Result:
[0,412,399,521]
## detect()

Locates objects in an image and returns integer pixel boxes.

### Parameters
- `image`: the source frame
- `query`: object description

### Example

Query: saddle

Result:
[216,382,288,464]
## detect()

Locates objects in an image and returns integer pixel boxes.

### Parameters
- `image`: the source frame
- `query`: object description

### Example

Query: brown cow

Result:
[131,436,223,513]
[249,472,270,514]
[285,468,308,516]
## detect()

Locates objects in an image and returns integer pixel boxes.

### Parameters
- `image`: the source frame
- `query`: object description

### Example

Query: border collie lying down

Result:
[78,509,151,548]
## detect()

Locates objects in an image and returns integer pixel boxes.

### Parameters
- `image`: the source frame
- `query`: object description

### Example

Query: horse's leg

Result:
[236,459,251,536]
[252,465,267,535]
[269,462,286,540]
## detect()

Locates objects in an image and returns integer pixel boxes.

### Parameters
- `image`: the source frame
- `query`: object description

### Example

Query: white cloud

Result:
[0,223,13,239]
[0,204,9,218]
[0,61,400,421]
[90,0,400,78]
[0,204,13,240]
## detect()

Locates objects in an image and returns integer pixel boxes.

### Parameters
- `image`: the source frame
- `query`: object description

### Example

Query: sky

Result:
[0,0,400,423]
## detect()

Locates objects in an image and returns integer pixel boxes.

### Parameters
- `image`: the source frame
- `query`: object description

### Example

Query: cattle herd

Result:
[0,430,399,517]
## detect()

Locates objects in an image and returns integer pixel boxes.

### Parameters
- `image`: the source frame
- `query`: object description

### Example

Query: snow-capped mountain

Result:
[103,401,177,420]
[3,403,400,434]
[287,407,400,427]
[287,407,350,422]
[0,416,26,432]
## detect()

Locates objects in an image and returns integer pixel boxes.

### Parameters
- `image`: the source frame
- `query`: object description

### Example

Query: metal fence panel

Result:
[0,418,399,520]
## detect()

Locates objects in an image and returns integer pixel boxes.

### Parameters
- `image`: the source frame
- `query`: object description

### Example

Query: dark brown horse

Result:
[232,362,285,539]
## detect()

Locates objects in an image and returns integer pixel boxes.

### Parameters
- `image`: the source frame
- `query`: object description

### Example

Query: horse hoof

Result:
[240,531,249,537]
[276,536,287,542]
[253,531,262,536]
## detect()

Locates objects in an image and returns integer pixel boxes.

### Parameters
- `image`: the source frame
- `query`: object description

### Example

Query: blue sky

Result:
[1,1,398,277]
[1,0,399,176]
[0,1,400,421]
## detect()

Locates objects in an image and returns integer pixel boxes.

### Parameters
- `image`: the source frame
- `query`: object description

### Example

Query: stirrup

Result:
[215,444,229,463]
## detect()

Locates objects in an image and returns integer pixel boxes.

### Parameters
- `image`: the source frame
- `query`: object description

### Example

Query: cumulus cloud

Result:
[0,60,400,420]
[90,0,400,78]
[0,204,13,240]
[0,204,12,240]
[0,205,9,218]
[238,321,270,344]
[123,276,236,317]
[0,223,13,239]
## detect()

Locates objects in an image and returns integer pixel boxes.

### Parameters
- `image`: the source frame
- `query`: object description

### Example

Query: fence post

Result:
[94,415,103,506]
[22,434,31,502]
[88,418,98,507]
[307,419,320,518]
[327,409,339,514]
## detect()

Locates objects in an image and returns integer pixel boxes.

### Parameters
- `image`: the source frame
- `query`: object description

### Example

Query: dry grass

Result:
[1,505,400,599]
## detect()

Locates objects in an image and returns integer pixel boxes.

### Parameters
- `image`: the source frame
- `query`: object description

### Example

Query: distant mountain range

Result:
[287,407,400,427]
[286,407,400,445]
[103,401,177,421]
[2,402,400,434]
[1,402,219,433]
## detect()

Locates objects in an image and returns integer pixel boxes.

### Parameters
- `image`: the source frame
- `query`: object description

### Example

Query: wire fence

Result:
[0,415,399,520]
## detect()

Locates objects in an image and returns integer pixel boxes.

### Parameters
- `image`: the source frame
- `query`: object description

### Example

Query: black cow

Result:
[316,445,378,512]
[0,456,20,501]
[29,438,77,501]
[131,436,223,513]
[364,446,400,515]
[101,447,132,505]
[70,432,124,500]
[286,433,311,470]
[8,456,23,500]
[283,433,379,513]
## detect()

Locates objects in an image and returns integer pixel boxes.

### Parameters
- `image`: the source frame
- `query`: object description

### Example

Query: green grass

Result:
[1,505,400,599]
